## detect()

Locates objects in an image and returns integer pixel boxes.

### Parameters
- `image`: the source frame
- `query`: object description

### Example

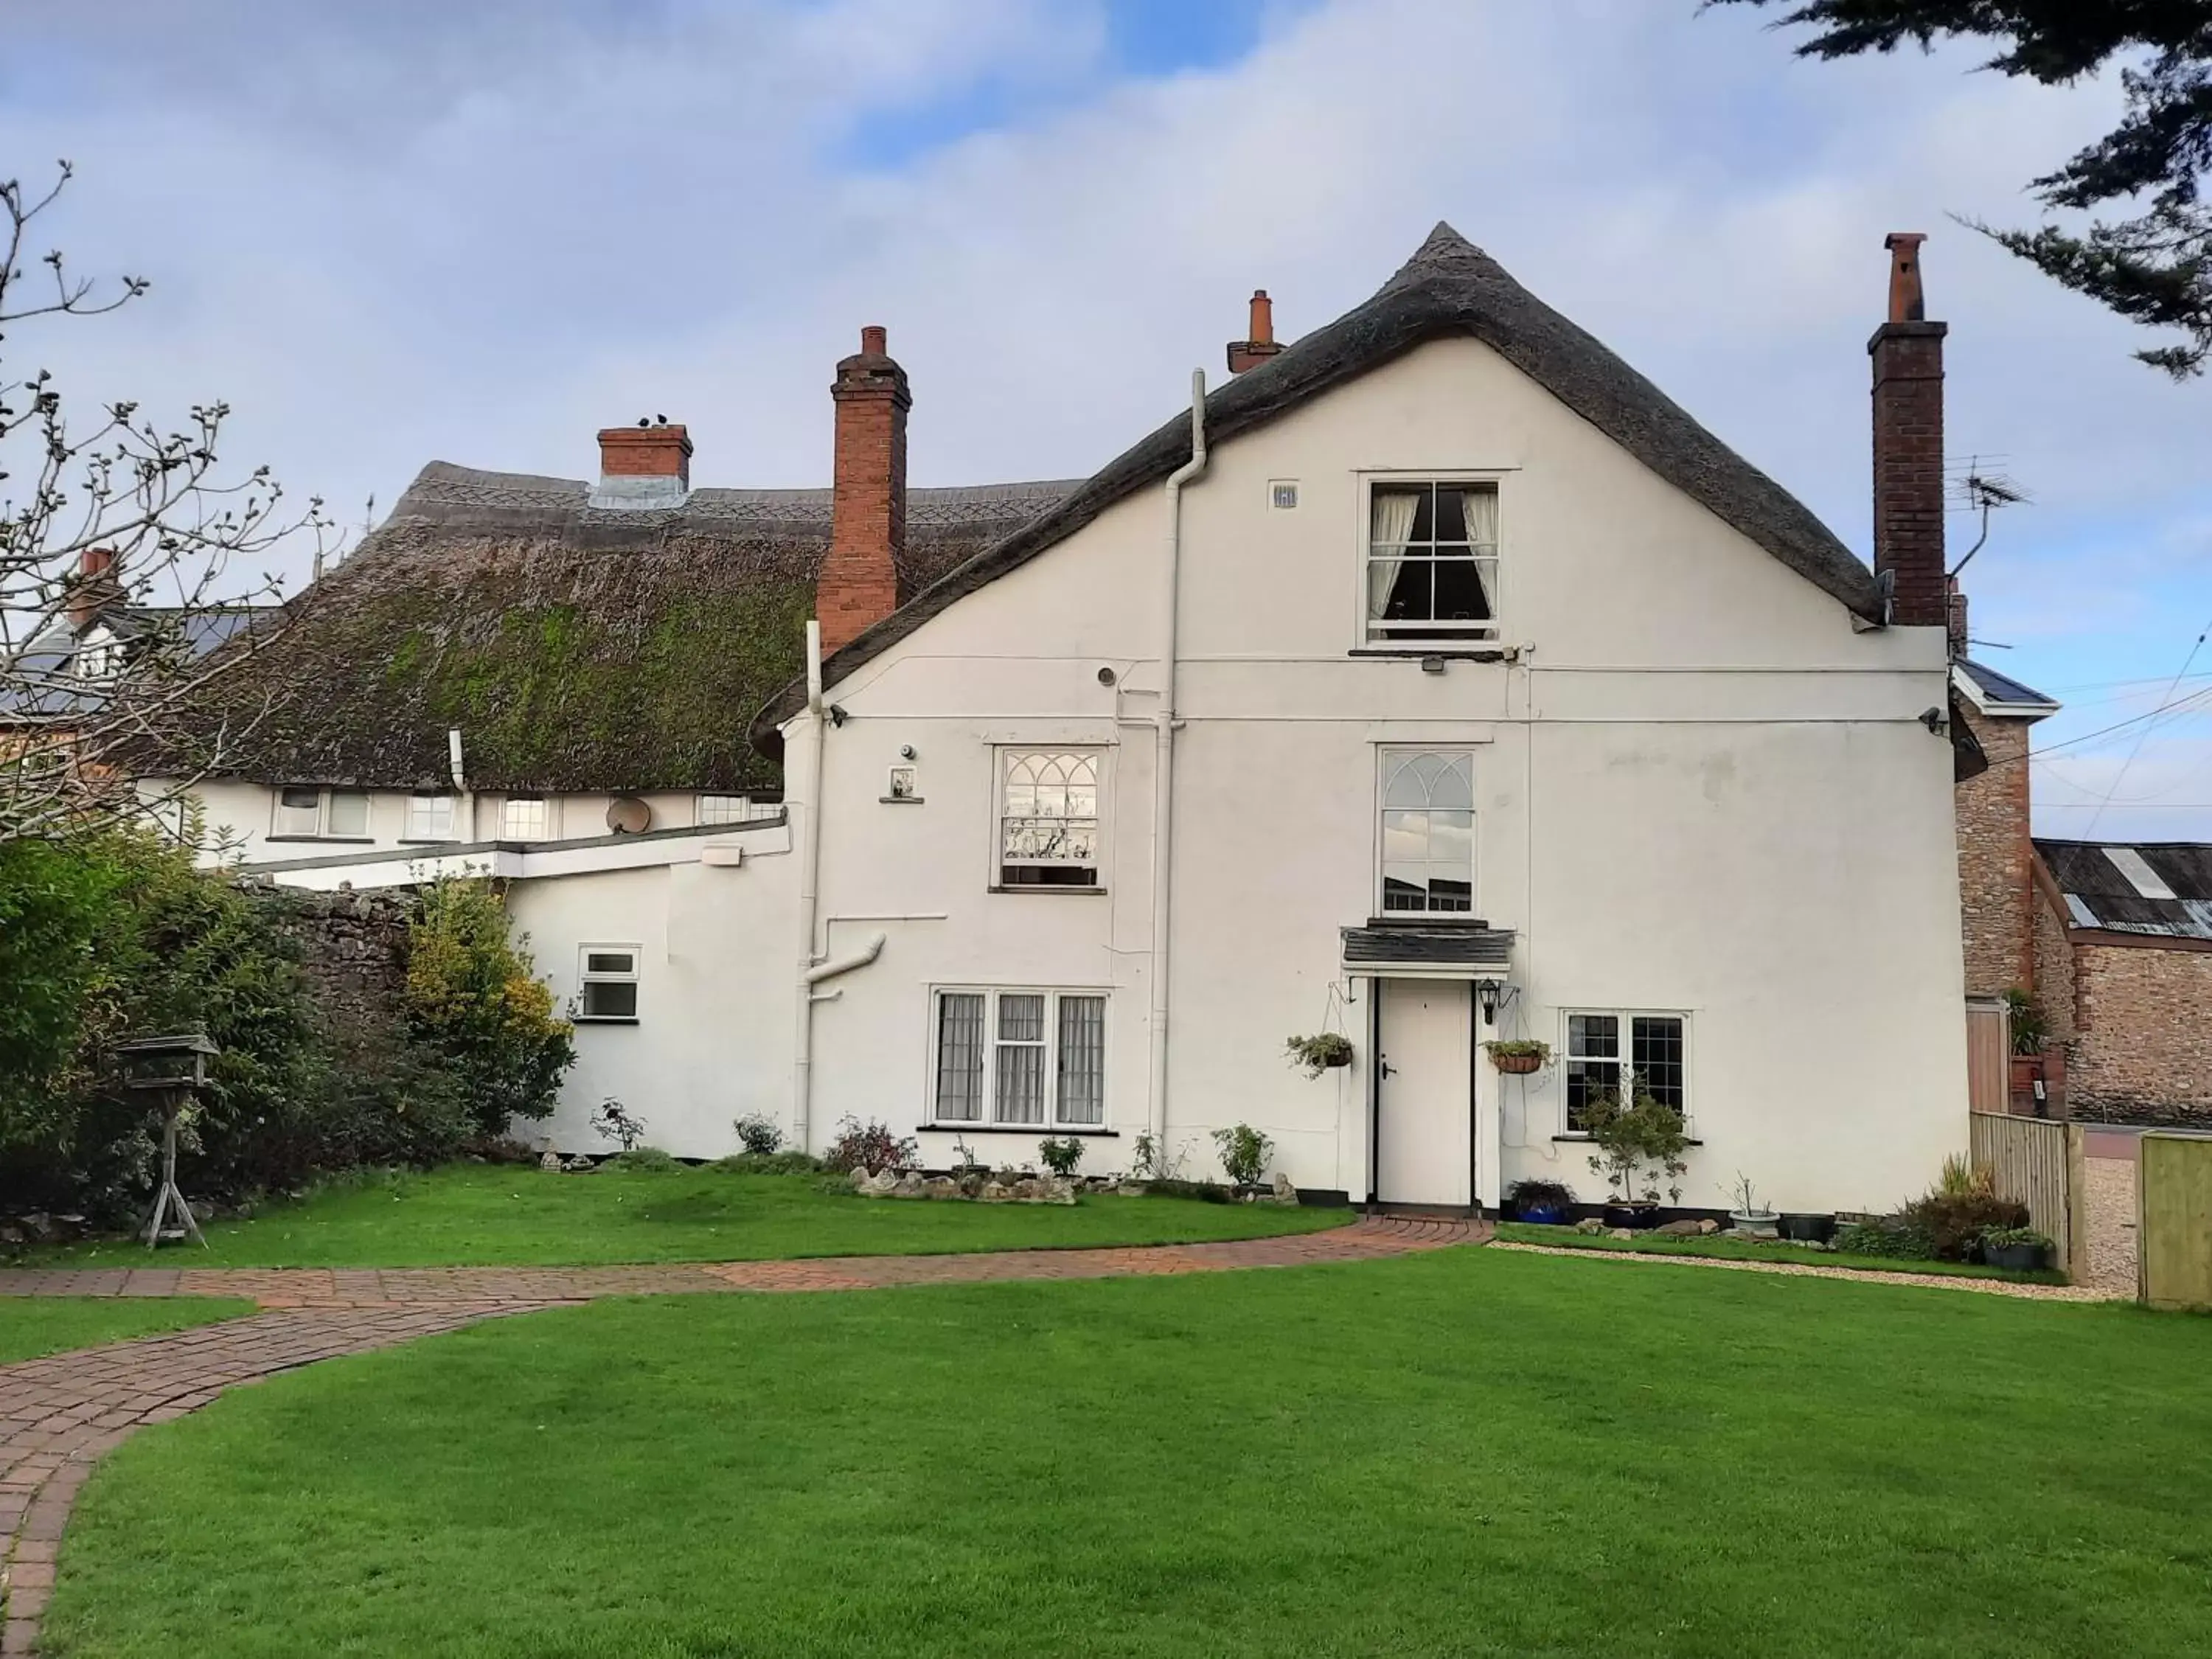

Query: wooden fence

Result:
[1969,1110,2079,1279]
[2139,1133,2212,1312]
[1964,1000,2010,1117]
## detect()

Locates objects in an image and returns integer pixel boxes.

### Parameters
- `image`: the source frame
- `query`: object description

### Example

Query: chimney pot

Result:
[1885,231,1928,324]
[821,324,911,655]
[1869,234,1947,628]
[1228,287,1285,375]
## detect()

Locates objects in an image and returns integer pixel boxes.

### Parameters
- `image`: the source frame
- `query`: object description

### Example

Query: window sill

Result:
[878,795,925,805]
[574,1016,641,1026]
[264,834,376,845]
[1348,647,1510,662]
[397,837,467,846]
[1552,1134,1703,1146]
[917,1124,1119,1137]
[989,883,1107,896]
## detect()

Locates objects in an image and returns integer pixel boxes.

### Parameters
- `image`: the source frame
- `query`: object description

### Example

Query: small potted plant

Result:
[1582,1078,1688,1231]
[1504,1178,1576,1226]
[1725,1172,1779,1240]
[1284,1033,1354,1078]
[1980,1225,2054,1272]
[1484,1040,1551,1076]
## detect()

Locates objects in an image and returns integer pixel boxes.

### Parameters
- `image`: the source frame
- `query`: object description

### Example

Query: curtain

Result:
[994,995,1047,1124]
[1462,488,1499,614]
[1057,995,1105,1125]
[1366,490,1419,625]
[936,994,985,1121]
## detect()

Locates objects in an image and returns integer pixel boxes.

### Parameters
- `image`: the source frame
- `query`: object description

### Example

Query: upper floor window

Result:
[272,785,370,840]
[405,792,456,841]
[998,750,1100,888]
[697,793,760,827]
[1365,481,1498,645]
[1379,751,1473,914]
[501,795,549,841]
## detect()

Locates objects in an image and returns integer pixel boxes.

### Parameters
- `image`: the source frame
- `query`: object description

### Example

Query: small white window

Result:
[1563,1011,1689,1135]
[998,751,1101,888]
[274,786,322,837]
[405,793,456,841]
[697,794,755,827]
[931,988,1106,1128]
[326,790,370,838]
[1365,480,1498,644]
[1379,751,1474,914]
[578,947,640,1021]
[502,795,549,841]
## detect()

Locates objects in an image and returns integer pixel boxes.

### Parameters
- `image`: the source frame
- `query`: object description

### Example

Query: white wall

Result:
[792,334,1963,1209]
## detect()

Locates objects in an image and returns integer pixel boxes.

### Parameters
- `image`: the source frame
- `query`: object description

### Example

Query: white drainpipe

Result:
[1147,370,1208,1161]
[792,622,828,1150]
[447,727,476,841]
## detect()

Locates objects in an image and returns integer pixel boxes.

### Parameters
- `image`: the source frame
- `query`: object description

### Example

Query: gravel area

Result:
[2080,1153,2140,1300]
[1491,1242,2119,1301]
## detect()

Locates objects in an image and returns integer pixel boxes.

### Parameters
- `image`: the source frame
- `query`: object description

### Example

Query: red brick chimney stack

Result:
[66,546,119,632]
[597,421,693,488]
[819,324,910,655]
[1869,232,1947,628]
[1227,290,1284,375]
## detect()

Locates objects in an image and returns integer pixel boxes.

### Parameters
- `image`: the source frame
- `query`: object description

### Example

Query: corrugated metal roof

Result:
[2036,838,2212,940]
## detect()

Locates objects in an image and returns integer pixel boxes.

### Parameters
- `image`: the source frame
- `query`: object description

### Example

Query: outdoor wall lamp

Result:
[1478,980,1501,1023]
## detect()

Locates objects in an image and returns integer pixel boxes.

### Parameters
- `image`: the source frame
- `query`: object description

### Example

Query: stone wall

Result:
[2067,939,2212,1127]
[2032,880,2076,1044]
[251,883,415,1062]
[1955,706,2033,998]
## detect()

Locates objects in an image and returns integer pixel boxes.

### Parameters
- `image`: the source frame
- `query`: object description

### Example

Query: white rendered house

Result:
[171,225,1975,1215]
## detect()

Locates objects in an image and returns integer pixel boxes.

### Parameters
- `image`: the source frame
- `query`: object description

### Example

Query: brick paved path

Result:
[0,1216,1477,1654]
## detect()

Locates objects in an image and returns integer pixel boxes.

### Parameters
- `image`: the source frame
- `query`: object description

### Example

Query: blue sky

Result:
[6,0,2210,838]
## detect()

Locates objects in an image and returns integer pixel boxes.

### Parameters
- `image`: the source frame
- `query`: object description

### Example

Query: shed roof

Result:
[1956,657,2059,717]
[754,221,1885,746]
[2035,838,2212,940]
[161,465,1076,793]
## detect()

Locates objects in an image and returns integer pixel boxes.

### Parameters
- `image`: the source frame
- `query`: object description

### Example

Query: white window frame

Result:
[992,747,1106,892]
[697,793,759,827]
[501,794,552,841]
[403,792,457,842]
[1355,473,1504,650]
[927,987,1109,1130]
[1559,1009,1692,1137]
[577,945,641,1023]
[271,785,373,841]
[1374,748,1477,917]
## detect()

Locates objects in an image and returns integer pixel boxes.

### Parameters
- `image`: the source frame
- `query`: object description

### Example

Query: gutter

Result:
[1147,370,1208,1164]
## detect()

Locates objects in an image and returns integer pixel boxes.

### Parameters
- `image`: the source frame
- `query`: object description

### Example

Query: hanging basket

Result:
[1485,1041,1549,1076]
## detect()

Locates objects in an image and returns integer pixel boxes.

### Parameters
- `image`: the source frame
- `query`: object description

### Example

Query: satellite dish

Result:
[605,796,653,835]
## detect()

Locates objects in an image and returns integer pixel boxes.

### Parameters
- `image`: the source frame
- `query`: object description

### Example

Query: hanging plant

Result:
[1484,1039,1551,1075]
[1284,1032,1354,1077]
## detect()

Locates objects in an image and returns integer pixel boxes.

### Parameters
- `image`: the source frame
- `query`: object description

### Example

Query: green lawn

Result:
[1496,1222,2070,1284]
[46,1251,2212,1658]
[0,1298,255,1366]
[32,1164,1349,1268]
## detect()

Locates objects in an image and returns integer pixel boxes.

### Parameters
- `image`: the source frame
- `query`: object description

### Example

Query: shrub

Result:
[732,1112,784,1155]
[712,1150,821,1175]
[1037,1135,1084,1177]
[1211,1123,1273,1187]
[1904,1189,2030,1260]
[824,1115,917,1175]
[1505,1178,1577,1217]
[1580,1082,1689,1206]
[2004,987,2048,1055]
[1935,1153,1992,1197]
[1981,1225,2053,1251]
[591,1096,647,1152]
[403,879,574,1141]
[604,1145,681,1173]
[1834,1218,1939,1260]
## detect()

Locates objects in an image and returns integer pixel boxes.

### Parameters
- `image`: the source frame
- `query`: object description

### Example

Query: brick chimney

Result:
[1869,233,1947,628]
[1227,290,1283,375]
[596,420,692,498]
[1946,575,1969,660]
[819,324,910,655]
[65,547,119,632]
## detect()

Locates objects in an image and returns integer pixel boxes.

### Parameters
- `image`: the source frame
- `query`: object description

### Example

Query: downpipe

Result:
[792,621,828,1150]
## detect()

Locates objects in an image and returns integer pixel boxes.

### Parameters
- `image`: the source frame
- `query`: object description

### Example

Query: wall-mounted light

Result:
[1421,655,1447,675]
[1919,705,1947,735]
[1478,980,1501,1023]
[828,703,849,728]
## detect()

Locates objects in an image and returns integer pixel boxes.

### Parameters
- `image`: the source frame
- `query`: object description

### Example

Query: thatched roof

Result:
[176,465,1075,793]
[755,223,1883,746]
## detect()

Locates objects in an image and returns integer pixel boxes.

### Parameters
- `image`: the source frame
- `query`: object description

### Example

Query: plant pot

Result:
[1492,1051,1543,1076]
[1321,1050,1352,1069]
[1984,1239,2051,1272]
[1601,1201,1659,1231]
[1778,1212,1835,1244]
[1729,1210,1780,1239]
[1516,1203,1570,1227]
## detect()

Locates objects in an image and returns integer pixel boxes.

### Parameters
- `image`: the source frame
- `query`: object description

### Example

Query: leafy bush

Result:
[1580,1083,1689,1206]
[2004,987,2048,1055]
[1212,1123,1273,1186]
[1980,1225,2053,1251]
[1834,1218,1939,1260]
[403,879,574,1141]
[824,1115,917,1175]
[732,1112,784,1155]
[1037,1135,1084,1177]
[712,1150,821,1176]
[1505,1178,1576,1217]
[1936,1153,1992,1197]
[1903,1190,2030,1261]
[591,1096,647,1152]
[604,1146,681,1173]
